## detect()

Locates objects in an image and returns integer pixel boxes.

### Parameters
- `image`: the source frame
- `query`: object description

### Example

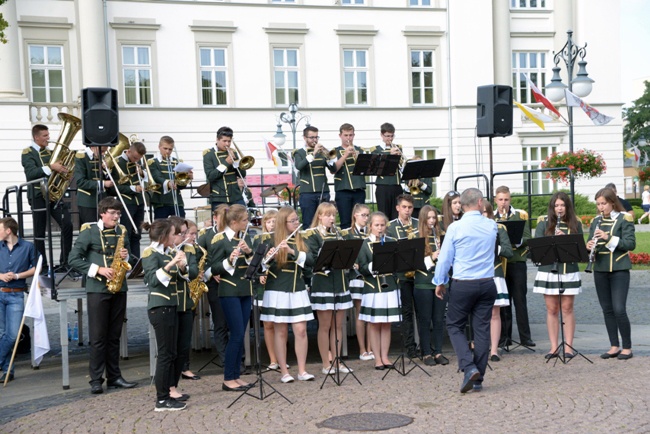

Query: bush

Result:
[630,252,650,264]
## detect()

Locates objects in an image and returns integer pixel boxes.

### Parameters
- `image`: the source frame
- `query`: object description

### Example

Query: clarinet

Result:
[378,234,388,289]
[585,213,604,273]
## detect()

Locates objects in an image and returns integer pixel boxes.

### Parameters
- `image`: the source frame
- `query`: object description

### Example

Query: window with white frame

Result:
[200,47,228,106]
[273,48,299,106]
[409,0,432,6]
[414,148,437,196]
[342,0,365,5]
[29,45,64,103]
[411,50,434,105]
[271,0,296,2]
[343,49,368,105]
[512,52,547,104]
[511,0,546,8]
[522,145,557,194]
[122,46,152,105]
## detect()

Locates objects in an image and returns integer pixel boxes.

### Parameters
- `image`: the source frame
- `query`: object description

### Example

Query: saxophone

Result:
[107,229,132,294]
[189,243,209,307]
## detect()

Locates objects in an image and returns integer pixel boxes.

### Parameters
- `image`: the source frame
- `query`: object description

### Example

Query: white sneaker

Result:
[639,218,643,224]
[321,367,335,375]
[297,372,315,381]
[359,352,374,361]
[268,363,290,370]
[337,365,353,374]
[280,374,294,383]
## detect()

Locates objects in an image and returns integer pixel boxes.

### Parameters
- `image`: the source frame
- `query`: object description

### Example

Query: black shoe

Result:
[522,340,536,347]
[461,368,480,393]
[374,365,385,370]
[67,269,83,279]
[544,353,558,360]
[181,373,201,380]
[434,354,449,366]
[473,382,483,392]
[53,264,68,273]
[107,377,138,389]
[222,383,247,392]
[173,393,190,401]
[383,363,395,369]
[564,352,575,359]
[423,355,437,366]
[498,338,512,347]
[617,352,633,360]
[490,354,501,362]
[154,398,186,412]
[600,350,621,359]
[407,348,418,359]
[90,383,103,394]
[0,372,14,382]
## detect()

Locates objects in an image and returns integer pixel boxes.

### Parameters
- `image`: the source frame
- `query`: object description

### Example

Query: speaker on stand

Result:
[82,87,119,147]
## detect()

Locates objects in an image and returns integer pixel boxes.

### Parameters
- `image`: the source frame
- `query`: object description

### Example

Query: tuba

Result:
[103,133,131,184]
[47,113,82,202]
[230,141,255,170]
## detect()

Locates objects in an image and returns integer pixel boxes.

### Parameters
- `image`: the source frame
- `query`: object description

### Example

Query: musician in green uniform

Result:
[203,126,248,209]
[74,146,113,225]
[329,123,365,229]
[293,126,330,226]
[68,197,136,395]
[148,136,193,219]
[371,122,403,220]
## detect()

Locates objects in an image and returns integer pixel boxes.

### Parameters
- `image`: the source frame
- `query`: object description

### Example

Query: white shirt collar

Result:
[120,150,129,161]
[224,226,236,241]
[85,147,95,159]
[610,210,621,219]
[369,234,378,242]
[149,241,166,254]
[32,142,51,152]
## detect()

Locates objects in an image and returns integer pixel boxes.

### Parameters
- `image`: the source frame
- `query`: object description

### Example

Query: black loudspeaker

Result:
[82,88,119,146]
[476,85,513,138]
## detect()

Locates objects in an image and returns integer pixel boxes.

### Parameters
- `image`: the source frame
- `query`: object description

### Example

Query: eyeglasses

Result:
[447,191,459,197]
[106,210,122,217]
[306,136,320,140]
[358,213,369,218]
[287,219,300,224]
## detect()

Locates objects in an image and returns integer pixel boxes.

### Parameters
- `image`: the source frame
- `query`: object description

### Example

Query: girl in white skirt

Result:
[342,203,373,361]
[357,212,400,370]
[483,203,513,361]
[533,192,583,359]
[260,207,315,383]
[304,202,354,374]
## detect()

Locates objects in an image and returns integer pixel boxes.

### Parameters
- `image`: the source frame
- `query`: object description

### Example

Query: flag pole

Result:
[3,315,27,387]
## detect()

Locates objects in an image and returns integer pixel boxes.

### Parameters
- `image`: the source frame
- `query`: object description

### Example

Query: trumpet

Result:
[229,141,255,171]
[314,143,336,159]
[262,224,303,266]
[408,179,422,195]
[585,212,604,273]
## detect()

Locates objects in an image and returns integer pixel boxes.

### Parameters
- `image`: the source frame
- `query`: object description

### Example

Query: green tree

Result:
[0,0,8,44]
[623,80,650,155]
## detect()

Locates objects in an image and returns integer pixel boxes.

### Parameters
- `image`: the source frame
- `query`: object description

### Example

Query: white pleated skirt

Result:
[533,271,582,295]
[359,289,402,324]
[311,289,354,311]
[260,290,315,323]
[494,277,510,307]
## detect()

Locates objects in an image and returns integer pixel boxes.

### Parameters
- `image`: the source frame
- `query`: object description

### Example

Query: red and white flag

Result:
[24,256,50,366]
[564,89,614,126]
[525,74,562,119]
[265,141,280,167]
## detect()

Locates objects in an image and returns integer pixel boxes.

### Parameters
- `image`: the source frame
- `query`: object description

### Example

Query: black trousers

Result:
[122,204,144,259]
[594,270,632,349]
[500,262,532,343]
[399,280,417,354]
[154,205,185,220]
[446,279,496,379]
[207,279,229,362]
[375,184,403,221]
[78,206,98,226]
[148,305,178,401]
[299,191,330,228]
[335,189,365,229]
[173,310,194,387]
[87,292,127,385]
[31,196,73,269]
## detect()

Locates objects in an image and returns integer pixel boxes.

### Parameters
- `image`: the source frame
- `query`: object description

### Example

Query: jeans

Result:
[220,296,251,381]
[148,305,178,401]
[413,288,447,356]
[154,206,186,220]
[0,292,25,374]
[299,192,330,228]
[334,189,366,229]
[594,270,632,349]
[87,292,127,384]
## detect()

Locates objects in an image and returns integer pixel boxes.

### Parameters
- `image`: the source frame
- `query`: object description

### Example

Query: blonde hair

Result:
[274,207,306,267]
[262,209,278,232]
[310,202,338,228]
[217,204,247,231]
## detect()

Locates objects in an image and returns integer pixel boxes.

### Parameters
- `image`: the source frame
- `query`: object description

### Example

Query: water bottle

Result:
[73,321,79,341]
[67,322,72,341]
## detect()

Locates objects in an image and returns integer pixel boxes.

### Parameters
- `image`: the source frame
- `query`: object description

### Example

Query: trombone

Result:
[229,141,255,171]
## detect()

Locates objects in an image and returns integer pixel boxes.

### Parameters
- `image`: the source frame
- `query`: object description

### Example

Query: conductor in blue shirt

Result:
[433,188,497,393]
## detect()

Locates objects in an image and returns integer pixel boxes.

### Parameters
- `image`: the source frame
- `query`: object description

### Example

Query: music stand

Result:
[351,153,400,177]
[401,158,445,181]
[373,238,430,379]
[228,243,292,408]
[315,239,364,388]
[127,258,144,279]
[528,234,593,365]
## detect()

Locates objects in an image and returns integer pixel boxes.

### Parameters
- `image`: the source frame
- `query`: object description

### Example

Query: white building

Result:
[0,0,624,222]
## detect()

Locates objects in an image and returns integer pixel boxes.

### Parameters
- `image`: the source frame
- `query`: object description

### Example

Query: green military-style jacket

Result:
[203,147,246,204]
[293,148,329,194]
[21,143,52,201]
[147,154,187,210]
[495,207,530,263]
[113,152,145,206]
[176,243,199,312]
[330,145,366,191]
[495,224,514,278]
[142,242,182,309]
[251,231,274,299]
[370,144,401,186]
[414,235,440,290]
[68,222,131,294]
[303,227,348,293]
[409,178,433,210]
[208,228,254,297]
[588,212,636,272]
[74,149,102,209]
[534,216,583,274]
[387,217,419,282]
[263,236,314,293]
[356,236,399,293]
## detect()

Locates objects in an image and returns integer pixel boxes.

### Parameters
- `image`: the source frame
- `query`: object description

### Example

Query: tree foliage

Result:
[623,80,650,151]
[0,0,8,44]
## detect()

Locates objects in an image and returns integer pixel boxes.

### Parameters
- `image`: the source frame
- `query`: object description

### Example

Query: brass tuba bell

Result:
[230,141,255,170]
[103,133,131,184]
[47,112,83,203]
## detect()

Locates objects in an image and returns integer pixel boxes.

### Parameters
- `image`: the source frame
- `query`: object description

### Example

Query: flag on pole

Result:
[23,256,50,366]
[265,141,281,167]
[525,74,563,119]
[564,89,615,126]
[514,100,555,130]
[624,146,641,162]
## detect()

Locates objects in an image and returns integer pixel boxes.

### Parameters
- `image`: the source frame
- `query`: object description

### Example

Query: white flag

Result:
[23,256,50,366]
[564,89,614,126]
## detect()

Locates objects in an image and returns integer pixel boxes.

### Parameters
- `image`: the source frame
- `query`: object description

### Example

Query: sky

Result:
[620,0,650,105]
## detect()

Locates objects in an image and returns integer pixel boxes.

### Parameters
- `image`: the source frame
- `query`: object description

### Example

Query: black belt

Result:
[451,278,493,283]
[1,287,27,293]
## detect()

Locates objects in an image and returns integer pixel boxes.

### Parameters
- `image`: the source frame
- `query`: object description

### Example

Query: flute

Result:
[263,224,303,266]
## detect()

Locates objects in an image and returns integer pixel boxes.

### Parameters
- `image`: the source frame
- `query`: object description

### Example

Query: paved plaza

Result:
[0,266,648,433]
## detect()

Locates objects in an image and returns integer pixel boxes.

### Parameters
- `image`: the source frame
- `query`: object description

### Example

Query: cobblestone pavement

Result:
[1,267,649,433]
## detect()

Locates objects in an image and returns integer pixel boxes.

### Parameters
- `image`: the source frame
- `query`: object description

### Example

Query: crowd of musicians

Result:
[0,121,636,409]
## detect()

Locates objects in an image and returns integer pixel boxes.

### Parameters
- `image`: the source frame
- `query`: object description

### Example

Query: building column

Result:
[75,0,108,87]
[0,0,26,100]
[492,0,511,86]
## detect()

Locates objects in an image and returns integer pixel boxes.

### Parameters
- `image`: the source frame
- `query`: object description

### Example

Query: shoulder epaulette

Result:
[623,212,634,223]
[118,224,127,232]
[22,147,32,155]
[80,223,94,232]
[262,232,273,241]
[537,215,548,224]
[517,209,529,220]
[292,148,302,156]
[301,228,317,239]
[147,158,155,165]
[211,232,225,244]
[75,151,86,158]
[340,228,351,237]
[142,246,155,258]
[203,148,212,157]
[497,223,507,230]
[198,228,208,236]
[183,244,196,254]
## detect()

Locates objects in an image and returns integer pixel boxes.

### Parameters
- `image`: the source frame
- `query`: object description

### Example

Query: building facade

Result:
[0,0,624,224]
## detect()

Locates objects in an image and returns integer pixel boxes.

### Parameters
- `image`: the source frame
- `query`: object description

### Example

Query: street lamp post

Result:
[273,103,311,187]
[545,30,594,203]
